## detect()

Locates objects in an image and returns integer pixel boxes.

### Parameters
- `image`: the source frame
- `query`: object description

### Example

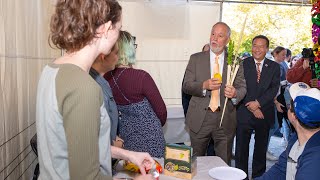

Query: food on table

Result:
[123,159,163,174]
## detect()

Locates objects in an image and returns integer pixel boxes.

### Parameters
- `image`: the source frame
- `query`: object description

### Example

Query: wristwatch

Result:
[202,89,207,96]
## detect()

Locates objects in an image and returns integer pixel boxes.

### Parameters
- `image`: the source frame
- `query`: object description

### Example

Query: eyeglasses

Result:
[134,44,138,49]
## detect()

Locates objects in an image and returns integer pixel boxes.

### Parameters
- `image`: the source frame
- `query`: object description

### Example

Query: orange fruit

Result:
[214,73,222,83]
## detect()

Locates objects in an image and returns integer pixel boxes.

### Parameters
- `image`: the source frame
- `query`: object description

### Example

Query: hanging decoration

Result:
[311,0,320,79]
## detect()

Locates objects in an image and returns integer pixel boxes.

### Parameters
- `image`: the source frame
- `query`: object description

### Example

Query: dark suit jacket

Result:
[237,57,280,126]
[182,50,246,135]
[181,73,192,117]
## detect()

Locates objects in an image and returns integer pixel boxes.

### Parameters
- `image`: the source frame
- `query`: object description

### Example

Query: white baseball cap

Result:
[289,82,310,100]
[289,82,320,127]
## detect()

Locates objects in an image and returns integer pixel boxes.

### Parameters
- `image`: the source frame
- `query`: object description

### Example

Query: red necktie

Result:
[256,63,261,83]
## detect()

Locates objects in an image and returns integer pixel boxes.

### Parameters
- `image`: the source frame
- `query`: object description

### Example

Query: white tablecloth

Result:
[163,107,190,144]
[114,156,228,180]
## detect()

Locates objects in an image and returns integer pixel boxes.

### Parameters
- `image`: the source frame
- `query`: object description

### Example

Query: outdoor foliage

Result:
[222,3,313,56]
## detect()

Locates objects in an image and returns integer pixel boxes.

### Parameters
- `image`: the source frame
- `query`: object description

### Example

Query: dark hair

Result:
[271,46,286,56]
[49,0,122,52]
[252,35,269,48]
[202,44,209,52]
[290,100,320,129]
[286,49,292,57]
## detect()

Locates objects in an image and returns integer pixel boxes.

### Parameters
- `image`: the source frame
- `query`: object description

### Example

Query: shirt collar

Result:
[210,50,225,63]
[254,58,265,65]
[89,67,99,78]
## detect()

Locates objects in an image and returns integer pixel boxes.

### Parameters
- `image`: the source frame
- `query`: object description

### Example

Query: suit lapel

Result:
[248,57,257,77]
[201,51,211,80]
[259,59,271,85]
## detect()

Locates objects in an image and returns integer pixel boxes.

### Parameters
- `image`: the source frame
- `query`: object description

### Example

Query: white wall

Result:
[119,1,221,106]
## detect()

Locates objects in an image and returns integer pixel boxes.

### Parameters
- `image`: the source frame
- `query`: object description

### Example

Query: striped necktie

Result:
[256,63,261,83]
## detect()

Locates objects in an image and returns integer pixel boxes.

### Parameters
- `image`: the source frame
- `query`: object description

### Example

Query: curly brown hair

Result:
[49,0,122,52]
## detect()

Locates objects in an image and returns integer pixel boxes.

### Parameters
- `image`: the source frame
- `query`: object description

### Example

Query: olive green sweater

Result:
[36,63,112,180]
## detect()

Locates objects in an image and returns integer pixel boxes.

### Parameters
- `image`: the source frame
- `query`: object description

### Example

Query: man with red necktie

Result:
[235,35,280,179]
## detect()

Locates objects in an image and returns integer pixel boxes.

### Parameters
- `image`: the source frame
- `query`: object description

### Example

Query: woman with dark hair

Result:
[105,31,166,158]
[36,1,154,179]
[289,55,299,68]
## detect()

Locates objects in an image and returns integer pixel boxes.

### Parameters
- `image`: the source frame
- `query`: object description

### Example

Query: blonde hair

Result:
[117,31,136,66]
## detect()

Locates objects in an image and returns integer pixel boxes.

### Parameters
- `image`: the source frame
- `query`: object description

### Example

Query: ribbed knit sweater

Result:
[104,67,167,126]
[36,63,112,180]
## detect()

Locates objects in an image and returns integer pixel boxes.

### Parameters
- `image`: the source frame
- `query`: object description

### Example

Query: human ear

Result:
[99,54,105,61]
[227,36,230,43]
[97,21,112,39]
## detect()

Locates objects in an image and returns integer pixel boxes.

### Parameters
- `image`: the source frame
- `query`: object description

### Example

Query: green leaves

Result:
[227,40,235,65]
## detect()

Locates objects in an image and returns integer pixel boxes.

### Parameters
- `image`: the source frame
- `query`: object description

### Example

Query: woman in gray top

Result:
[36,0,154,179]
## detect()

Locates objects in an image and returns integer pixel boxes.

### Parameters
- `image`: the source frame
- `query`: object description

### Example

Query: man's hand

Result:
[275,100,284,113]
[303,59,310,70]
[203,78,222,91]
[224,85,237,98]
[245,100,261,112]
[127,152,155,175]
[310,78,319,88]
[252,109,264,119]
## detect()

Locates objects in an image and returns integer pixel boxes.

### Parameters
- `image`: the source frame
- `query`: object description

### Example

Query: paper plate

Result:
[208,166,247,180]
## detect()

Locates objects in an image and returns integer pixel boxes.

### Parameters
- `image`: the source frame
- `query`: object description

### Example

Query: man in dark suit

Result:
[235,35,280,179]
[182,22,246,164]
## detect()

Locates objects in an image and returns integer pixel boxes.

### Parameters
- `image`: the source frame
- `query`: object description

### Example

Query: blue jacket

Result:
[279,61,288,81]
[89,68,119,142]
[256,130,320,180]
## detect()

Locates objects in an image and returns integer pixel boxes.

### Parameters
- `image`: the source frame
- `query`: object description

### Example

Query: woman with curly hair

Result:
[105,31,166,158]
[36,1,154,179]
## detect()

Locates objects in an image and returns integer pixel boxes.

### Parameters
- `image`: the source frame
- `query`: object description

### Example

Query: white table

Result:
[163,107,190,144]
[115,156,228,180]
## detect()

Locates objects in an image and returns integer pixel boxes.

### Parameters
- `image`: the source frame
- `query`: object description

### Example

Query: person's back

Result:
[37,64,112,179]
[105,31,166,158]
[37,1,157,179]
[107,68,158,103]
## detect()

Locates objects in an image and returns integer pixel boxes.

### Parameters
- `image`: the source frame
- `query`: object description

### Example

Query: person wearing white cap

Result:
[256,82,320,180]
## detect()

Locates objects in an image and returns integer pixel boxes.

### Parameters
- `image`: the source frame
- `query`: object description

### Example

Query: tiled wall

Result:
[0,0,59,179]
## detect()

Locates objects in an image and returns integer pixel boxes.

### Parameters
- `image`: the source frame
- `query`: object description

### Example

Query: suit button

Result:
[204,107,208,110]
